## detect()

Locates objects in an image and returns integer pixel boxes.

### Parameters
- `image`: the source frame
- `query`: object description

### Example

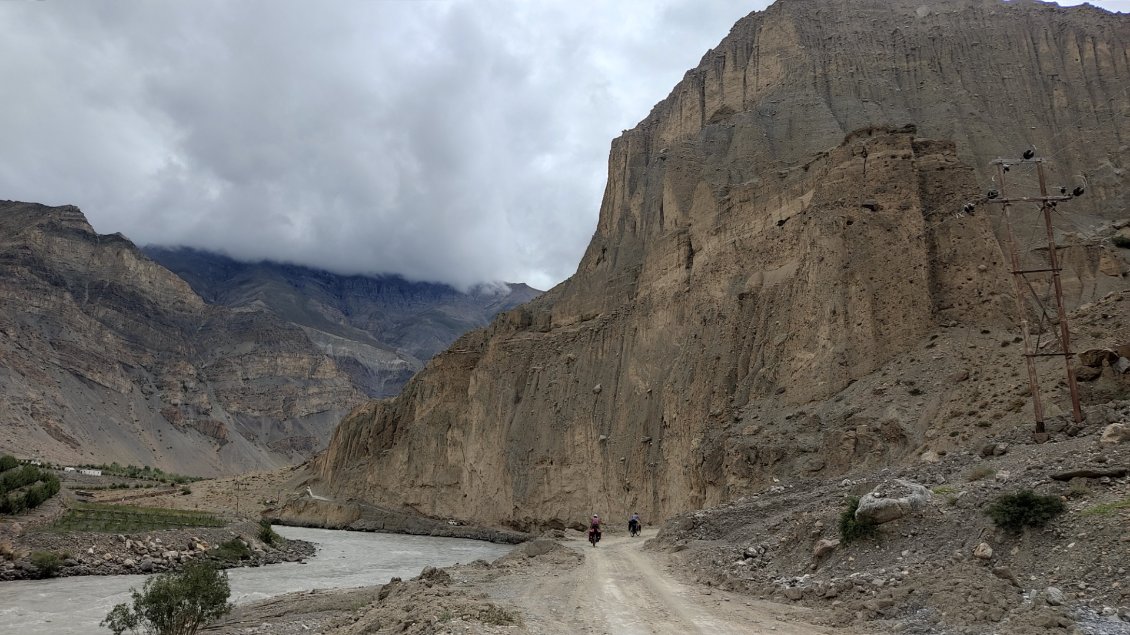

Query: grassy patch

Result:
[50,503,225,533]
[965,465,997,482]
[478,605,519,626]
[932,485,960,506]
[1081,498,1130,517]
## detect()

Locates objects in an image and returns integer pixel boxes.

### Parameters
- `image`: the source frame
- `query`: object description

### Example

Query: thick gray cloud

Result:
[1,0,1125,289]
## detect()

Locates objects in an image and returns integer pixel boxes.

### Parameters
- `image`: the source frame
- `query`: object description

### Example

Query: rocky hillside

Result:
[0,201,366,475]
[144,247,540,398]
[296,0,1130,531]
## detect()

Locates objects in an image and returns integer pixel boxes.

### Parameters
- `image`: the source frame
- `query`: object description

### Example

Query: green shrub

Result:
[213,538,251,562]
[838,497,879,544]
[0,455,18,472]
[1113,234,1130,249]
[180,487,192,496]
[102,561,232,635]
[965,465,996,482]
[986,490,1065,533]
[30,551,63,578]
[257,520,281,546]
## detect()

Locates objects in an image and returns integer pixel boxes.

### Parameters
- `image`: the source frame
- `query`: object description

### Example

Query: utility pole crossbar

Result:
[982,156,1085,440]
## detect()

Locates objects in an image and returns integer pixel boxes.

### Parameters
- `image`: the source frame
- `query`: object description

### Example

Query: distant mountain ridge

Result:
[0,201,366,475]
[143,247,541,398]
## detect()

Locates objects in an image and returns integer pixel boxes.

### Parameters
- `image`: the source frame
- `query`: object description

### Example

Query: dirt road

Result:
[493,530,848,635]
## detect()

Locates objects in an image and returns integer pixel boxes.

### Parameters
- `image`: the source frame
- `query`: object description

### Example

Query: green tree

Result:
[101,562,232,635]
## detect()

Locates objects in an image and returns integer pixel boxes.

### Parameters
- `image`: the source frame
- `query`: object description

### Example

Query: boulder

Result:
[855,479,932,525]
[1078,349,1118,368]
[973,542,993,560]
[813,539,840,558]
[1045,586,1066,606]
[1100,423,1130,445]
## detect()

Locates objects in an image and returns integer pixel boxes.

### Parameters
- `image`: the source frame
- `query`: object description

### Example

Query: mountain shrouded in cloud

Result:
[0,0,1122,289]
[0,0,778,290]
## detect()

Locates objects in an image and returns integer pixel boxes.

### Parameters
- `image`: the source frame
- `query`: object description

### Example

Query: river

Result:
[0,525,514,634]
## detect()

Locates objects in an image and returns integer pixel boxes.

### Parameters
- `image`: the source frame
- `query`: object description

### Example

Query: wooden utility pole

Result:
[983,156,1084,440]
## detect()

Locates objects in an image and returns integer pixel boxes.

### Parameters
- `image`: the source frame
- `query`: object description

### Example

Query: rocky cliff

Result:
[302,0,1130,529]
[0,202,366,475]
[143,247,541,398]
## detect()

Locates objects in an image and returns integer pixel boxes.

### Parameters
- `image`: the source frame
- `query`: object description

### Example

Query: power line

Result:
[981,154,1085,439]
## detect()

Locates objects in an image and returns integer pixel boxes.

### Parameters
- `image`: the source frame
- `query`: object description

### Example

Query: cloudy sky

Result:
[1,0,1127,290]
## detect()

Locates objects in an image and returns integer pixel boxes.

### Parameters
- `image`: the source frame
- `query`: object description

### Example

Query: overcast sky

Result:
[1,0,1127,290]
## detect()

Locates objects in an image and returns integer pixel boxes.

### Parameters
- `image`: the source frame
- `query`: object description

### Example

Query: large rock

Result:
[1079,349,1118,368]
[855,479,933,525]
[1100,423,1130,445]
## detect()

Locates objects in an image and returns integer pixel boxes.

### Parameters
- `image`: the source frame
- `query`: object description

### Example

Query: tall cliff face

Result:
[143,247,541,398]
[306,0,1130,528]
[0,202,366,475]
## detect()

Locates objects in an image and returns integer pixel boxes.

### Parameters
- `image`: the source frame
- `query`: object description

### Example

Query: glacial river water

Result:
[0,525,514,634]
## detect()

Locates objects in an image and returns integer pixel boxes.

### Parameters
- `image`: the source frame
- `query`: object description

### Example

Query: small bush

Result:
[838,497,879,544]
[180,487,192,495]
[478,605,519,626]
[986,490,1065,533]
[965,465,997,482]
[213,538,252,562]
[0,455,18,472]
[257,520,281,546]
[1113,234,1130,249]
[102,561,232,635]
[30,551,63,578]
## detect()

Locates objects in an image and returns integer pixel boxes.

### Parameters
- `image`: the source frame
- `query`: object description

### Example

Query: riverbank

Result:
[0,520,312,581]
[1,526,516,635]
[271,496,529,544]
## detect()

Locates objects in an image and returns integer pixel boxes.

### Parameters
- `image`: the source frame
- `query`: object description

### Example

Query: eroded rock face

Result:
[308,0,1130,527]
[310,130,1011,526]
[0,201,366,475]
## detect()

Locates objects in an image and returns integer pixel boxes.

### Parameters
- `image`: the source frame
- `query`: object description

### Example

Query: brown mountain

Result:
[143,247,541,399]
[298,0,1130,529]
[0,201,366,475]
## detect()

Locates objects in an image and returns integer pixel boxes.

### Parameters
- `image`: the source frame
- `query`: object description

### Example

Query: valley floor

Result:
[205,529,851,634]
[482,529,845,635]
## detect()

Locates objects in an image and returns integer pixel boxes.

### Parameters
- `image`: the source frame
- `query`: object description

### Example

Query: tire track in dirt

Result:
[509,530,851,635]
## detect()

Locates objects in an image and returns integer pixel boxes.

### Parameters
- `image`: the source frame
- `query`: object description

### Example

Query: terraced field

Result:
[49,502,226,533]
